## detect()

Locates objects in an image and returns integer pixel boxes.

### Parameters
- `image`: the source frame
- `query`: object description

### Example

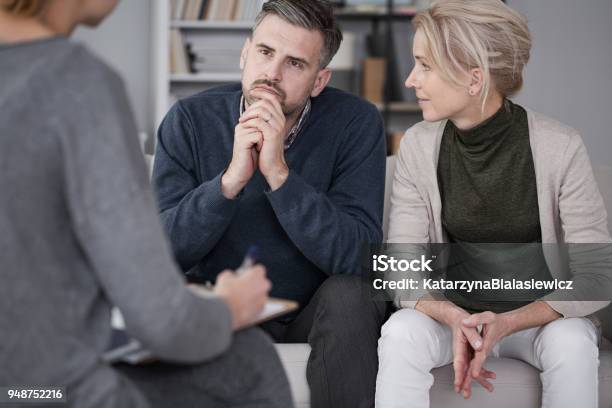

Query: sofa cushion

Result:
[276,341,612,408]
[276,344,311,408]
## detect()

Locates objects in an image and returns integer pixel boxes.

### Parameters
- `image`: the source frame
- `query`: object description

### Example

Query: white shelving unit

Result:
[151,1,254,133]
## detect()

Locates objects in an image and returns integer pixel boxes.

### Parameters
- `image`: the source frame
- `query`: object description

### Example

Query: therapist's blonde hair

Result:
[1,0,44,16]
[413,0,531,108]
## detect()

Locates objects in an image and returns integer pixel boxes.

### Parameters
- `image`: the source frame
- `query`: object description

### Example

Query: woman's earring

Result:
[469,89,476,96]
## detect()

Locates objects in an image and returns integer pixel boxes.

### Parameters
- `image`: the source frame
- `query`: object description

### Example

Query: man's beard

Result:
[244,79,309,117]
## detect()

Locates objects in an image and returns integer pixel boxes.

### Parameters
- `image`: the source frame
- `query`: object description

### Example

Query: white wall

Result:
[509,0,612,167]
[73,0,152,144]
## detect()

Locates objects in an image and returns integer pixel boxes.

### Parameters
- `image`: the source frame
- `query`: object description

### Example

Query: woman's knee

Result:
[379,309,443,359]
[536,318,599,366]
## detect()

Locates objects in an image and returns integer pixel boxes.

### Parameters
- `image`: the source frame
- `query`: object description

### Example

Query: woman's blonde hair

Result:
[1,0,44,17]
[413,0,531,107]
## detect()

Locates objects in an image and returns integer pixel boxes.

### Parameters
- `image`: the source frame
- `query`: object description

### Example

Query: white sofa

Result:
[275,158,612,408]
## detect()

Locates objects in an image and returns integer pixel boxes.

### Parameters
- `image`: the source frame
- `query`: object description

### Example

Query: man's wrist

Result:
[221,171,245,199]
[265,164,289,191]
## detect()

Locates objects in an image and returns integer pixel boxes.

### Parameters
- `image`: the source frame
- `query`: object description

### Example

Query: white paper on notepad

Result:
[110,300,288,331]
[106,300,292,364]
[258,301,286,320]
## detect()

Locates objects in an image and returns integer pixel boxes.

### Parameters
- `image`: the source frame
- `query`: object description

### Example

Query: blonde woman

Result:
[376,1,611,407]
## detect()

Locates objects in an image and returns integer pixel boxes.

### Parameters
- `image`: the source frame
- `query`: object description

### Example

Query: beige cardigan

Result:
[387,108,612,318]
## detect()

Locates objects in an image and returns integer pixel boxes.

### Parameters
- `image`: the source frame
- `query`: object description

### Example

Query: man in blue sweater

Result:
[154,1,387,406]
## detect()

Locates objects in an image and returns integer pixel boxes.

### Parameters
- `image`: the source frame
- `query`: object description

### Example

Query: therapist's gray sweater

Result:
[0,37,232,407]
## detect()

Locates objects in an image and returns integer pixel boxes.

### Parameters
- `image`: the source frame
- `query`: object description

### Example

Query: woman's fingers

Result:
[481,368,496,379]
[475,375,495,392]
[460,325,483,351]
[461,365,496,398]
[462,311,496,328]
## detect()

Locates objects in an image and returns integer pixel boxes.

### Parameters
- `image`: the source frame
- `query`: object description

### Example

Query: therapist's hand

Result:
[214,265,271,330]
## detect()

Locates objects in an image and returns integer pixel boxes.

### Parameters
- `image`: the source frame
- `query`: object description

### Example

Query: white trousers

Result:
[376,308,600,408]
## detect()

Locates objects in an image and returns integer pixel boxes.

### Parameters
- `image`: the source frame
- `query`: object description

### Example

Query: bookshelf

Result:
[170,72,243,82]
[152,1,258,132]
[151,0,423,151]
[170,20,255,29]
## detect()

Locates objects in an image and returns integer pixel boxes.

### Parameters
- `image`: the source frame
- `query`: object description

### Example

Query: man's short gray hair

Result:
[253,0,343,69]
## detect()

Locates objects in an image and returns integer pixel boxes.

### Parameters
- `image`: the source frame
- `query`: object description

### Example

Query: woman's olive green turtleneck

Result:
[437,99,553,313]
[438,99,540,243]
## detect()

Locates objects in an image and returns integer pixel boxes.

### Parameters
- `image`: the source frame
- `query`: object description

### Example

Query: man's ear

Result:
[310,68,332,97]
[240,38,250,70]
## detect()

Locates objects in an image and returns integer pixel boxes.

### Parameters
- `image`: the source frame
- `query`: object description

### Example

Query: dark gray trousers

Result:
[260,275,390,408]
[116,328,293,408]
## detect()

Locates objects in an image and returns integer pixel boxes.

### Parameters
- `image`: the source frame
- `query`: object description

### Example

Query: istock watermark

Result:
[371,254,436,272]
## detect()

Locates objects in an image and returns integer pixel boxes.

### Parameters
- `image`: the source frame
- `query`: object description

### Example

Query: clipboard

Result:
[186,284,298,324]
[255,297,298,324]
[105,294,298,365]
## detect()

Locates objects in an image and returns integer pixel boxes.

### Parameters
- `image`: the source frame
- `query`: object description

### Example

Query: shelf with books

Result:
[170,0,265,22]
[170,20,254,30]
[170,72,242,83]
[154,0,253,131]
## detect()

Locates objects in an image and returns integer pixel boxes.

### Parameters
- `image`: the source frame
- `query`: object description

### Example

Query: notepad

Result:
[104,296,298,365]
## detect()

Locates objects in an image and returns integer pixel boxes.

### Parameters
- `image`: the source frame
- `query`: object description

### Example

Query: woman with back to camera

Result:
[376,1,612,407]
[0,1,293,407]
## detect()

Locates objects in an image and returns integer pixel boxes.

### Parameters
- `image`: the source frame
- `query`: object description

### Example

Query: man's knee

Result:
[315,275,384,318]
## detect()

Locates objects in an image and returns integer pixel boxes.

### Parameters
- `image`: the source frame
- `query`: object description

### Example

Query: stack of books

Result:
[171,0,266,21]
[170,31,245,74]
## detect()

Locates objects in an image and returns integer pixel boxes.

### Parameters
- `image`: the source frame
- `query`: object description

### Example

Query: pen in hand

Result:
[236,245,260,275]
[203,245,260,289]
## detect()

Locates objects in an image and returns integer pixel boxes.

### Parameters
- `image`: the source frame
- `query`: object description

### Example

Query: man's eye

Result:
[289,60,303,69]
[259,49,271,56]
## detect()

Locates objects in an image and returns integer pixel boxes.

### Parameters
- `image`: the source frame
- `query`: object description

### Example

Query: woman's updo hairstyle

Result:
[413,0,531,106]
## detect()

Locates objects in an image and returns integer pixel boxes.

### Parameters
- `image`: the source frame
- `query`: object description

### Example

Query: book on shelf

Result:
[170,0,265,22]
[170,29,190,74]
[362,57,386,103]
[184,33,245,73]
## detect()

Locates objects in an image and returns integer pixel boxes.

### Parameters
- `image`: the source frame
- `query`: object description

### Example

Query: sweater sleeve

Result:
[61,68,232,363]
[386,129,434,309]
[542,132,612,318]
[265,105,385,276]
[153,102,240,271]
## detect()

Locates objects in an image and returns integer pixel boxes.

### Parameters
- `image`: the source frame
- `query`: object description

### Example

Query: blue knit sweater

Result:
[153,84,386,307]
